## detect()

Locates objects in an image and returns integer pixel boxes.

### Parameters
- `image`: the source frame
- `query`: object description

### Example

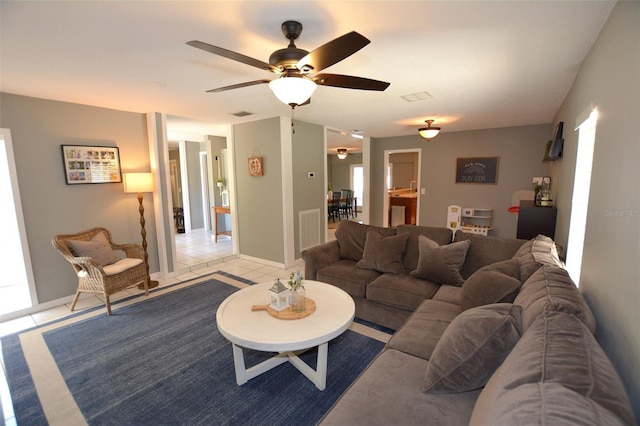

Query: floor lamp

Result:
[123,172,159,289]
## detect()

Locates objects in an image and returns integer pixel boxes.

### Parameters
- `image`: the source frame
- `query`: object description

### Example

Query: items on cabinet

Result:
[447,205,493,236]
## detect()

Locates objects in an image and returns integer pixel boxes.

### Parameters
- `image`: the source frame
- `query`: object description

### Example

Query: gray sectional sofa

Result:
[301,222,635,425]
[303,221,525,330]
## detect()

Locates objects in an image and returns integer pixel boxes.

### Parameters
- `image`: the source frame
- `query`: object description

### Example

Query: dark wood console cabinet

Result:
[517,200,557,240]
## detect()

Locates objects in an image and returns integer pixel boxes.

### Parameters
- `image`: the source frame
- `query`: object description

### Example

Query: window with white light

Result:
[565,110,598,286]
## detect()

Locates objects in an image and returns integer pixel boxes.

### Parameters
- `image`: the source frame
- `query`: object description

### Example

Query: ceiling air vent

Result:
[401,91,433,102]
[231,111,254,117]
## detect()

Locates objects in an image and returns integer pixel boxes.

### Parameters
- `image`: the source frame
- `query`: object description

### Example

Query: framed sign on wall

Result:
[61,145,122,184]
[248,156,264,176]
[455,157,499,184]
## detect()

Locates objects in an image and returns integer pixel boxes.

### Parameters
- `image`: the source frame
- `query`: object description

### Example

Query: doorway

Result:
[383,149,422,227]
[0,128,37,318]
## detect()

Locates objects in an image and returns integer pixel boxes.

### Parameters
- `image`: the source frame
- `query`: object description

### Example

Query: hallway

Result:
[175,230,233,274]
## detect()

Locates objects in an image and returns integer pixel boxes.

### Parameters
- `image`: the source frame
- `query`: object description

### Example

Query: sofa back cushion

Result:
[453,231,526,279]
[397,225,453,271]
[469,311,635,426]
[514,264,596,334]
[335,221,395,261]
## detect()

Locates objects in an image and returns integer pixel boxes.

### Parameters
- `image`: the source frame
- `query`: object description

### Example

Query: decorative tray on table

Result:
[251,298,316,320]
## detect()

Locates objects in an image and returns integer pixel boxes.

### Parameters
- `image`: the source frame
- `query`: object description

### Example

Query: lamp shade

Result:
[418,120,441,140]
[123,172,154,193]
[269,76,317,106]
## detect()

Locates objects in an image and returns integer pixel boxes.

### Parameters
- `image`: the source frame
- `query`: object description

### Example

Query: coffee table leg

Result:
[232,343,289,385]
[287,342,328,390]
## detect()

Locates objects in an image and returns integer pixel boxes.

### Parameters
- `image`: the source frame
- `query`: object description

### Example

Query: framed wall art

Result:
[455,157,499,184]
[248,156,264,176]
[61,145,122,184]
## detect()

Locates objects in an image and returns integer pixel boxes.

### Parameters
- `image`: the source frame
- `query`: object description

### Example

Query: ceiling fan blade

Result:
[297,32,370,73]
[313,73,390,91]
[206,79,272,93]
[187,40,280,73]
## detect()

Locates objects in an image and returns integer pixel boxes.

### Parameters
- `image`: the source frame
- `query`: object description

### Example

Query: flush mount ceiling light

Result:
[418,119,441,140]
[268,76,317,107]
[337,148,348,160]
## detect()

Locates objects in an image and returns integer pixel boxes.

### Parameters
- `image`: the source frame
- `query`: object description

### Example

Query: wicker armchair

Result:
[52,227,149,315]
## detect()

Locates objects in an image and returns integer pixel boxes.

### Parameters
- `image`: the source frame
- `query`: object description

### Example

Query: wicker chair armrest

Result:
[68,256,106,277]
[112,243,144,259]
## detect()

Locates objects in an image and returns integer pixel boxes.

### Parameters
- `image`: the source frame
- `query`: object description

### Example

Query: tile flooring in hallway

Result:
[175,228,234,273]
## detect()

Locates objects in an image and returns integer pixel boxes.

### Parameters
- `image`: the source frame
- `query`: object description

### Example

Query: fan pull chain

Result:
[291,104,296,134]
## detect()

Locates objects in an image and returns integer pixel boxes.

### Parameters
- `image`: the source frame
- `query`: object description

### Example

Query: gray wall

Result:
[548,1,640,417]
[292,120,326,253]
[185,141,204,230]
[233,117,285,263]
[0,93,157,303]
[370,125,550,238]
[329,153,362,192]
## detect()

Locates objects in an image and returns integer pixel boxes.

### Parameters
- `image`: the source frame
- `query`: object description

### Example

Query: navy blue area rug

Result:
[2,273,386,425]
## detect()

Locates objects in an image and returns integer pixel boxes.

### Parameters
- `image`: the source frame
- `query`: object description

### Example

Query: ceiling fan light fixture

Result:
[337,148,348,160]
[269,76,317,107]
[418,119,441,140]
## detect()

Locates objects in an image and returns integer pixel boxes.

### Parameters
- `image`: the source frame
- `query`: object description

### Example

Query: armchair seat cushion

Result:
[78,258,144,277]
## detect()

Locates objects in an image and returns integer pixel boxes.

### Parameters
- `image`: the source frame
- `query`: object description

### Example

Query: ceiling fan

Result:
[187,21,390,107]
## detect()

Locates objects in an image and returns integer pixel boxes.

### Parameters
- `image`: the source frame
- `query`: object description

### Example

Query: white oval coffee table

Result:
[216,280,355,390]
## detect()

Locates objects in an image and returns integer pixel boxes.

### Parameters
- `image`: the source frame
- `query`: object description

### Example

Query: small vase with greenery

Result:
[288,271,305,312]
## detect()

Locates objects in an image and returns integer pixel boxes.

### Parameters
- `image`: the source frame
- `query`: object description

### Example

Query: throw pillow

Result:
[422,303,522,393]
[460,259,523,311]
[67,231,119,267]
[512,234,562,268]
[356,231,409,275]
[410,236,470,286]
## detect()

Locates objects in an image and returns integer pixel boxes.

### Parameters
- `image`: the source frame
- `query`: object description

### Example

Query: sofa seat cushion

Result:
[460,258,522,311]
[470,311,635,426]
[423,304,522,393]
[366,274,441,312]
[356,230,409,275]
[397,224,454,271]
[432,284,462,305]
[386,299,460,360]
[320,349,481,426]
[410,236,470,286]
[335,221,396,261]
[453,231,526,279]
[514,264,596,333]
[316,260,381,298]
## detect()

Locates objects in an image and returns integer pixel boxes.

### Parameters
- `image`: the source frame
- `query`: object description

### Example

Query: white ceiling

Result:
[0,1,615,154]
